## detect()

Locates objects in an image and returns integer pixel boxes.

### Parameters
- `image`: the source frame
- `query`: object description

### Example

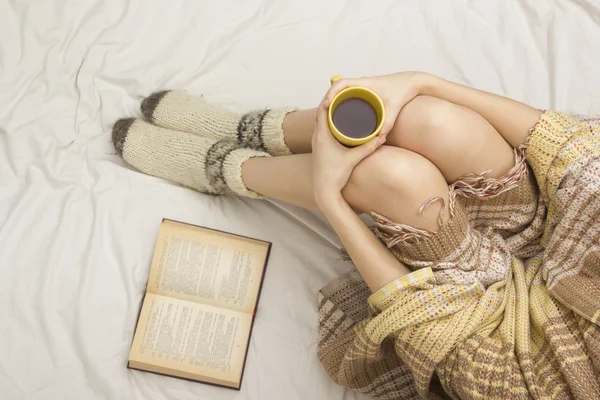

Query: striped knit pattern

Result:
[318,111,600,399]
[112,118,269,198]
[142,90,296,156]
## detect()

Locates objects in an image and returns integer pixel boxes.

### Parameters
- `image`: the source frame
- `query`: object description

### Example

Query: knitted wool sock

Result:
[112,118,268,197]
[141,90,296,156]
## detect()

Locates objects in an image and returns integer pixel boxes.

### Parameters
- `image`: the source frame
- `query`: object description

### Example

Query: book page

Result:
[147,220,269,314]
[128,294,252,388]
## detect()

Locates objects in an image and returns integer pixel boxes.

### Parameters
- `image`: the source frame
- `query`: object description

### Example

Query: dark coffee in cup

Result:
[332,98,378,139]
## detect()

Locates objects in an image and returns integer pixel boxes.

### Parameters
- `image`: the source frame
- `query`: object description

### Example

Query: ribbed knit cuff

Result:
[526,111,578,199]
[223,148,270,198]
[261,108,298,156]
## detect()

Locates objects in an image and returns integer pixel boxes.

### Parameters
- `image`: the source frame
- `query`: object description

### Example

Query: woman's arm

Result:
[309,98,410,292]
[320,194,411,292]
[325,72,543,148]
[420,74,543,147]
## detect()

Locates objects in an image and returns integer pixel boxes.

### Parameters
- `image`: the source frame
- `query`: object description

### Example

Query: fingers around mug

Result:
[314,101,330,140]
[324,78,362,106]
[349,135,386,164]
[316,101,345,149]
[378,100,404,137]
[316,99,329,128]
[380,113,398,137]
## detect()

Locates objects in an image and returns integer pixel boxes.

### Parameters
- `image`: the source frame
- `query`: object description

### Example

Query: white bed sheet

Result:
[1,0,599,399]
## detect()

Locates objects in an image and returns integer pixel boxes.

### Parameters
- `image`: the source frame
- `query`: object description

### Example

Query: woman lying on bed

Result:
[112,72,600,400]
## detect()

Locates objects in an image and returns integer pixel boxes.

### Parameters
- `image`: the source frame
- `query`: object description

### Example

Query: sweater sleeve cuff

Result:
[526,111,578,199]
[368,268,436,312]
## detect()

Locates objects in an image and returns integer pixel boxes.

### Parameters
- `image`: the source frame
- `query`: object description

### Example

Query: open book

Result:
[128,219,271,390]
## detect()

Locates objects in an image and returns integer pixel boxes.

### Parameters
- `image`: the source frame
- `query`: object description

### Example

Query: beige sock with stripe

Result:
[140,90,296,156]
[112,118,268,197]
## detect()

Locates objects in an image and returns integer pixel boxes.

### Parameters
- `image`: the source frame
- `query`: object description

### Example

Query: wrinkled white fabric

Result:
[1,1,599,399]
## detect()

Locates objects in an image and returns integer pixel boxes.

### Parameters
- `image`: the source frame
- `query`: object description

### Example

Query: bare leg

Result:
[246,95,519,230]
[281,96,514,181]
[243,146,449,232]
[388,96,514,181]
[281,109,316,154]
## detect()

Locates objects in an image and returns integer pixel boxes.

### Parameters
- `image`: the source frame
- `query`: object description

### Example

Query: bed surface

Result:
[1,1,599,399]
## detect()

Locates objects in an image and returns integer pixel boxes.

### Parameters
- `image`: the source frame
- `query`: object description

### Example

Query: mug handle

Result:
[330,75,342,85]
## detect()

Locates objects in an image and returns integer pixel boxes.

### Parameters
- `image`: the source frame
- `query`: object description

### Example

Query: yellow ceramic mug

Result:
[327,75,386,147]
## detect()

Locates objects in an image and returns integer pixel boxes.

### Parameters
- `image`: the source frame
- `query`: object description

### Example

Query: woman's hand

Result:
[311,99,386,211]
[324,72,431,137]
[311,100,411,292]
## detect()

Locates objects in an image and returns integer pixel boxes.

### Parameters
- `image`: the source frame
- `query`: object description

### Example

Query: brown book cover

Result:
[127,219,272,390]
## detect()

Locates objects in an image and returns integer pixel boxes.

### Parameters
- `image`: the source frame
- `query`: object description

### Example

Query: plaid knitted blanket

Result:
[317,112,600,399]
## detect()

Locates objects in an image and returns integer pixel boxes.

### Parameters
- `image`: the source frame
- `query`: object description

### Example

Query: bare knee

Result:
[400,95,453,125]
[343,146,449,232]
[387,95,514,181]
[388,95,456,148]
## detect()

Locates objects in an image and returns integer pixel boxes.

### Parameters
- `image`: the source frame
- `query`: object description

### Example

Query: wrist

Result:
[315,192,347,216]
[418,73,444,97]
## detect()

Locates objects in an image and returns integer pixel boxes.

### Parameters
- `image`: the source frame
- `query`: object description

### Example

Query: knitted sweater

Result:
[317,111,600,399]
